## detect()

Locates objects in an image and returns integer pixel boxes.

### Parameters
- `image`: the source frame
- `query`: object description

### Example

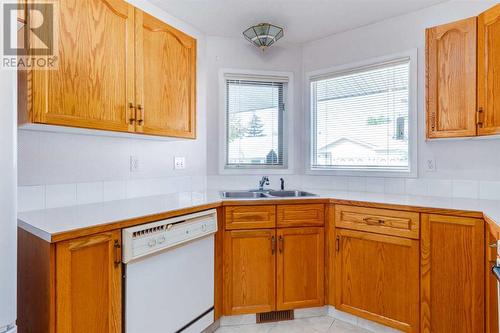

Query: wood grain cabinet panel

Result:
[335,229,420,333]
[335,205,419,239]
[478,4,500,136]
[56,231,122,333]
[486,222,500,333]
[421,214,484,333]
[426,17,477,138]
[223,229,276,315]
[28,0,136,133]
[276,227,324,310]
[135,9,197,138]
[225,205,276,230]
[277,204,325,227]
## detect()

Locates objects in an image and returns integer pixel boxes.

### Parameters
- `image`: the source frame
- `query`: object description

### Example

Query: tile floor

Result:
[215,316,375,333]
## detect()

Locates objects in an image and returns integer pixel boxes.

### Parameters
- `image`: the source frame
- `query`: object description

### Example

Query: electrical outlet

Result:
[130,155,140,172]
[425,158,437,172]
[174,157,186,170]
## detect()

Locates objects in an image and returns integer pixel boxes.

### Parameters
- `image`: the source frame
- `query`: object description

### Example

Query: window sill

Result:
[219,167,295,175]
[306,168,417,178]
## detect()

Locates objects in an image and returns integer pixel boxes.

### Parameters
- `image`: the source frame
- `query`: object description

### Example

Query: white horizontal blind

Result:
[311,58,410,171]
[226,79,285,168]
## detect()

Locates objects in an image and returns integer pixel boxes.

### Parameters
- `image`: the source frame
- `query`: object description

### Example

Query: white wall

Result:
[208,1,500,200]
[205,36,303,176]
[18,0,208,211]
[302,0,500,182]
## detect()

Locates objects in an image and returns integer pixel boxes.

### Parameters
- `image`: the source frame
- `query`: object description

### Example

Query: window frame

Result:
[306,50,418,178]
[218,69,294,175]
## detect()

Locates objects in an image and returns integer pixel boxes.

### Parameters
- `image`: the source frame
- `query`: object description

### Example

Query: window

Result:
[224,76,287,169]
[310,57,414,174]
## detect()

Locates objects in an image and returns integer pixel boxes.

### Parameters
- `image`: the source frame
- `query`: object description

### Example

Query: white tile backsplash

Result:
[384,178,406,194]
[76,182,103,205]
[45,184,77,209]
[405,178,429,196]
[365,178,385,193]
[479,181,500,200]
[18,185,45,212]
[347,177,366,192]
[427,179,452,198]
[452,180,480,199]
[18,176,202,212]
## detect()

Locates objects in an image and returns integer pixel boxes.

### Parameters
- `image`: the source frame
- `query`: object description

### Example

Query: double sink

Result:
[221,190,316,199]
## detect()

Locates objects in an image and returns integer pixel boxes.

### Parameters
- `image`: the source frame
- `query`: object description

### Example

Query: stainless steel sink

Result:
[220,190,316,199]
[220,191,269,199]
[266,190,316,197]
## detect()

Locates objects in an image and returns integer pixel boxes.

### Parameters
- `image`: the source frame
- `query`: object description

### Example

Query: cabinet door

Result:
[335,229,419,332]
[223,229,276,315]
[421,214,484,333]
[135,10,197,138]
[426,17,477,138]
[277,227,324,310]
[31,0,135,133]
[56,231,122,333]
[486,223,500,333]
[478,4,500,135]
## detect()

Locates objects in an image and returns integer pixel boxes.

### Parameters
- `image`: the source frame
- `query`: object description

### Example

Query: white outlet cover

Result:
[174,157,186,170]
[130,155,140,172]
[425,158,436,172]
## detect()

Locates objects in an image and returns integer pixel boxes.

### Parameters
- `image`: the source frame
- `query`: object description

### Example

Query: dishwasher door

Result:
[125,235,214,333]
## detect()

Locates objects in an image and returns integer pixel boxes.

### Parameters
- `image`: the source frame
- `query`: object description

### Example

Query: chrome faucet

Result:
[258,176,270,191]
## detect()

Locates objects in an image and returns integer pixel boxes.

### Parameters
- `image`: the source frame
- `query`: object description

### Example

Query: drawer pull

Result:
[363,217,386,225]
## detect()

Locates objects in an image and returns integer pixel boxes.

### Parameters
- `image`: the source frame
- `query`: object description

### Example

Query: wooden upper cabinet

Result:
[335,229,420,333]
[478,4,500,136]
[223,229,276,315]
[421,214,484,333]
[135,10,197,138]
[56,230,122,333]
[426,17,477,138]
[30,0,136,133]
[276,227,324,310]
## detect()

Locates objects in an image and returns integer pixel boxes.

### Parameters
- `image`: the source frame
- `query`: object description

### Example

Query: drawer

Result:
[225,205,276,230]
[277,204,325,227]
[335,205,420,239]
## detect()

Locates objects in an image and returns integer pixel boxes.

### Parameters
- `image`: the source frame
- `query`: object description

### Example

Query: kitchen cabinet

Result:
[276,227,324,310]
[223,229,276,315]
[334,228,420,332]
[426,17,477,138]
[486,221,500,333]
[478,4,500,136]
[18,228,122,333]
[222,204,326,315]
[19,0,197,139]
[421,214,484,333]
[135,10,197,138]
[425,4,500,139]
[56,231,122,333]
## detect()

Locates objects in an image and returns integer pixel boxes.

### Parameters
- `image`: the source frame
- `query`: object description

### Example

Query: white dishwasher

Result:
[122,209,217,333]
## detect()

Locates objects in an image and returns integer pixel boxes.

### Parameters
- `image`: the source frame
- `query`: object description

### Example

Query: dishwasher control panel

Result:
[122,209,217,263]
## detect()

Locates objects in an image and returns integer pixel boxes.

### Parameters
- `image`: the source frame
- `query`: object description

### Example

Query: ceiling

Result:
[149,0,448,43]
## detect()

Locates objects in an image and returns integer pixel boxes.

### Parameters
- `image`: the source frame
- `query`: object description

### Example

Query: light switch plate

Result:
[174,157,186,170]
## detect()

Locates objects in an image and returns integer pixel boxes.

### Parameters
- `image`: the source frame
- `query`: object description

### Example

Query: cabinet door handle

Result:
[278,235,284,253]
[128,103,136,125]
[271,235,276,254]
[477,107,484,128]
[336,236,340,252]
[113,240,122,265]
[137,104,144,126]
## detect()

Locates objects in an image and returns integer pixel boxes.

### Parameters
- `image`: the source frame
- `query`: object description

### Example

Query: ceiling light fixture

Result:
[243,23,284,51]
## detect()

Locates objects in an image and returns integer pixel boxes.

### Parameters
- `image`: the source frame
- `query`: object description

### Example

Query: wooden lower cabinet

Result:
[486,222,500,333]
[56,231,122,333]
[223,229,276,315]
[335,228,420,332]
[277,227,324,310]
[421,214,484,333]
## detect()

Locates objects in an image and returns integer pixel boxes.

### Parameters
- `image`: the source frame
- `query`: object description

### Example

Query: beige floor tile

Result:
[328,320,372,333]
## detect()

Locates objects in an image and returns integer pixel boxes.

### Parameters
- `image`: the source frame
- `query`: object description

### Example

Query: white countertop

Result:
[18,189,500,242]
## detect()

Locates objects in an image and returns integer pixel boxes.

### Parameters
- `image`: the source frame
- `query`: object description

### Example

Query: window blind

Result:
[311,58,410,171]
[226,79,285,168]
